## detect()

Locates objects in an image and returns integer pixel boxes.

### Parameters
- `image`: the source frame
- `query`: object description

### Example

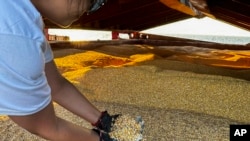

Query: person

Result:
[0,0,118,140]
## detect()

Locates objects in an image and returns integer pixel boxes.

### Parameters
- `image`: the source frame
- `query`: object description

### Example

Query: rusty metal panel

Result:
[44,0,190,30]
[208,0,250,30]
[43,0,250,31]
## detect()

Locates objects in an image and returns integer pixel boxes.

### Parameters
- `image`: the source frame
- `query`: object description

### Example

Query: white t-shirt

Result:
[0,0,53,115]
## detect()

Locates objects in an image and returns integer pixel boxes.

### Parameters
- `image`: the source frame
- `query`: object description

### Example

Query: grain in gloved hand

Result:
[109,115,144,141]
[92,111,121,133]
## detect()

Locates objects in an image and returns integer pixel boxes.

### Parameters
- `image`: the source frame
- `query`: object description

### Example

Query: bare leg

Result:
[9,102,99,141]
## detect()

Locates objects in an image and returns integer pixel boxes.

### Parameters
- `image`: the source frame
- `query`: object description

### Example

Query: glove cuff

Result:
[92,111,107,127]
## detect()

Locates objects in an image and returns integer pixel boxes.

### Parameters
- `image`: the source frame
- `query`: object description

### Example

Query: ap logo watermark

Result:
[234,129,247,136]
[230,125,250,141]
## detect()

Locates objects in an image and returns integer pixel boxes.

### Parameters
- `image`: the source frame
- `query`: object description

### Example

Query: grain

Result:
[110,115,144,141]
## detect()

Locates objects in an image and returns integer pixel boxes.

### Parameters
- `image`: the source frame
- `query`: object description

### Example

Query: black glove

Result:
[92,111,120,133]
[87,0,108,14]
[92,128,115,141]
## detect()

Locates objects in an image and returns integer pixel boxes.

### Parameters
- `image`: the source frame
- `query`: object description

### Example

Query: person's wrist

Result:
[91,111,106,127]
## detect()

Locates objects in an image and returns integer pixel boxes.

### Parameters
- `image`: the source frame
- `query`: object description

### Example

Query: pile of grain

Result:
[1,45,250,140]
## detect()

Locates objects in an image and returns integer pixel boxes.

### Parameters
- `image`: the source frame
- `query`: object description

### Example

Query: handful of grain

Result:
[109,115,144,141]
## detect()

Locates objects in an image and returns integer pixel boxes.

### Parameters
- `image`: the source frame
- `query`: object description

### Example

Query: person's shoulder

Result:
[0,0,43,40]
[0,0,40,21]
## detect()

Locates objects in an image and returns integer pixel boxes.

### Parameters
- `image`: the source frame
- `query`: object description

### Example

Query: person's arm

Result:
[45,60,101,124]
[9,102,100,141]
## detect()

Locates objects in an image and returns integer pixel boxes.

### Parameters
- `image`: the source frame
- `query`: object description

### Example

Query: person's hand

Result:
[92,111,120,133]
[92,129,115,141]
